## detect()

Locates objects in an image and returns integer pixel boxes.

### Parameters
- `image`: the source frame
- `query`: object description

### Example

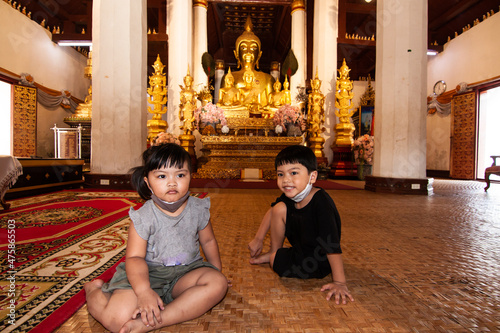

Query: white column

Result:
[313,0,338,163]
[91,0,147,174]
[167,0,193,135]
[290,0,306,104]
[373,0,427,180]
[192,0,208,90]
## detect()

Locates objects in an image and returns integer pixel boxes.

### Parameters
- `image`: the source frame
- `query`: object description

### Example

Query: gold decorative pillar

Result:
[334,59,355,146]
[147,55,168,145]
[330,59,356,177]
[306,70,326,163]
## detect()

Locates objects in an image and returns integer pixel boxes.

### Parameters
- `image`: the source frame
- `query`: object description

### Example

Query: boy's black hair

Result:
[275,145,317,173]
[130,143,192,200]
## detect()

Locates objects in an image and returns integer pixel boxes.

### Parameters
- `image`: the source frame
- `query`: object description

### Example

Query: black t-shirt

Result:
[273,188,342,258]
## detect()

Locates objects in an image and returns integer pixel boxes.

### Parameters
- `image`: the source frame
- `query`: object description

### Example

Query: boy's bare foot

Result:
[84,279,104,294]
[249,252,270,265]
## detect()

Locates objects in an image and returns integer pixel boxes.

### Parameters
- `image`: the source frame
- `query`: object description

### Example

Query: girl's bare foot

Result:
[119,317,152,333]
[249,252,270,264]
[84,279,104,294]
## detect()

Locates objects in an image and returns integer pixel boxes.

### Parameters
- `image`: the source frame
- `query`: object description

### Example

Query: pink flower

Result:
[273,104,304,130]
[194,102,227,129]
[353,134,374,165]
[153,132,180,146]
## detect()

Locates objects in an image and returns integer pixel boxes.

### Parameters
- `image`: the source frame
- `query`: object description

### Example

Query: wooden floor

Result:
[55,179,500,332]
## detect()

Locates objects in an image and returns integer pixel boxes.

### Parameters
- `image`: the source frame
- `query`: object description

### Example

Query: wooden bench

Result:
[484,155,500,191]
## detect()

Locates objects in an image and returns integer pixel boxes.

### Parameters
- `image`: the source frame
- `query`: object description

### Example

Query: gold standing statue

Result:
[179,67,197,135]
[307,69,326,158]
[147,55,168,145]
[178,66,198,157]
[334,59,356,146]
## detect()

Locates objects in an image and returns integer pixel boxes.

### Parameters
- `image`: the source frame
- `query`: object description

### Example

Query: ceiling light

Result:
[427,50,438,56]
[365,0,373,3]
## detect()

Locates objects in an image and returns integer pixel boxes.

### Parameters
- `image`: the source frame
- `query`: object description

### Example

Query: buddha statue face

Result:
[236,40,261,69]
[234,17,262,70]
[273,80,281,92]
[243,70,255,87]
[225,73,235,87]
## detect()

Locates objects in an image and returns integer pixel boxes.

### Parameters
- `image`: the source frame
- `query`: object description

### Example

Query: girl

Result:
[84,143,228,333]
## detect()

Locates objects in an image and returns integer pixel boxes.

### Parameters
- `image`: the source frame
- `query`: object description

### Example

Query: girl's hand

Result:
[132,288,165,328]
[320,282,354,304]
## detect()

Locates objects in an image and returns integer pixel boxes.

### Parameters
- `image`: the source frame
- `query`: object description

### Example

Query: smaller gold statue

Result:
[179,67,198,135]
[282,75,292,105]
[267,80,284,109]
[217,68,241,107]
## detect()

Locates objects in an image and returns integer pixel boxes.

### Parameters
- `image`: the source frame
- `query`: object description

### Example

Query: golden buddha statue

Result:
[239,69,267,117]
[217,67,240,108]
[73,85,92,118]
[179,67,198,135]
[225,16,275,107]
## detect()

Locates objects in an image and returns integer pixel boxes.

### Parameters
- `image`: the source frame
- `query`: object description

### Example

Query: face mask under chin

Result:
[150,191,190,213]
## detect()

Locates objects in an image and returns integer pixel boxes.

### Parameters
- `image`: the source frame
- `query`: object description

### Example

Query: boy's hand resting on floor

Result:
[321,282,354,304]
[248,238,263,258]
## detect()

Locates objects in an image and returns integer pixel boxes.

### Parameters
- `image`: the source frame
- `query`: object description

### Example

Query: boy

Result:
[248,145,354,304]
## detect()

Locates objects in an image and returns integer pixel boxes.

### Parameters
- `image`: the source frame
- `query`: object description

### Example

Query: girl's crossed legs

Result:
[85,267,227,333]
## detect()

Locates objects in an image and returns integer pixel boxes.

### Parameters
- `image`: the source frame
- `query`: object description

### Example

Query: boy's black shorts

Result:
[273,247,331,279]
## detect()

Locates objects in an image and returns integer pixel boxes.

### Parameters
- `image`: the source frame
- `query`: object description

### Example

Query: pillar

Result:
[91,0,147,174]
[167,0,193,134]
[313,0,338,164]
[290,0,306,103]
[366,0,430,194]
[193,0,208,89]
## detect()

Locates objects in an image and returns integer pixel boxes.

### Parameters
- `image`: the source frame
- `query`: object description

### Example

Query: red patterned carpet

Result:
[0,190,205,333]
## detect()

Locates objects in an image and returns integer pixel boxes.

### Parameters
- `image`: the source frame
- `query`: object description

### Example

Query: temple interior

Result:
[1,0,500,332]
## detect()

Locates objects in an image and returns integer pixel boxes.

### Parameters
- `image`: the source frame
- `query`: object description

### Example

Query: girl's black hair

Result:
[275,145,317,173]
[130,143,192,200]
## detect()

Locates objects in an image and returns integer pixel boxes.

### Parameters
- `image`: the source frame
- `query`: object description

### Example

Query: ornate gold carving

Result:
[334,59,356,147]
[13,85,37,157]
[147,55,168,144]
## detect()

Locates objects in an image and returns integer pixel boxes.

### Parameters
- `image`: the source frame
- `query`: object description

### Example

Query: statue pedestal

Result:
[195,135,303,179]
[330,146,356,177]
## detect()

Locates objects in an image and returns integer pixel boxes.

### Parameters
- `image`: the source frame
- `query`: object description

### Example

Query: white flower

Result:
[275,125,283,134]
[221,125,229,134]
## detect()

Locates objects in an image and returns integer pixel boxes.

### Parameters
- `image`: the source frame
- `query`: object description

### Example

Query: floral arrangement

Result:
[353,134,374,165]
[194,102,227,129]
[153,132,180,146]
[273,104,304,129]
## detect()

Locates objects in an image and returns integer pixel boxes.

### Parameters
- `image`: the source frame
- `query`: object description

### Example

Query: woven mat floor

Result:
[55,180,500,332]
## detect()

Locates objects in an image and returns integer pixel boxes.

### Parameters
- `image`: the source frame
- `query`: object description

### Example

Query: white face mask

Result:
[290,173,313,203]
